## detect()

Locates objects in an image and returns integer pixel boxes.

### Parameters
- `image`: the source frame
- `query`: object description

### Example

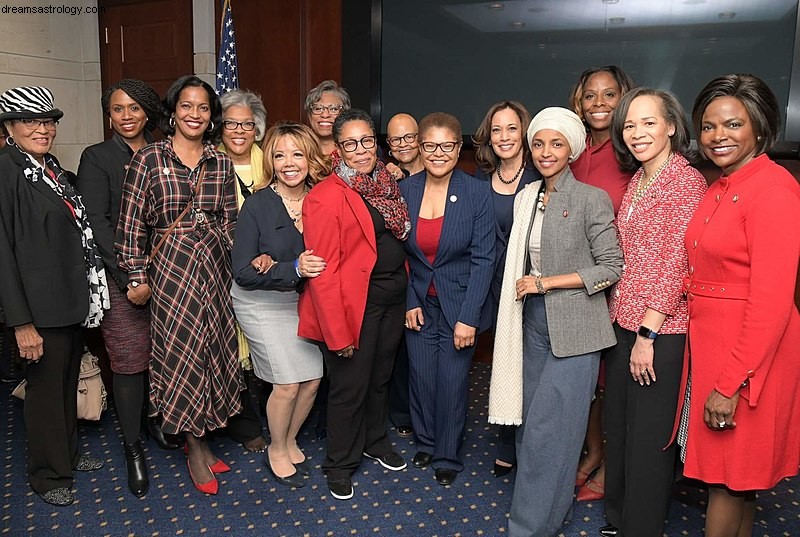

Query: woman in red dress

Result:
[680,73,800,537]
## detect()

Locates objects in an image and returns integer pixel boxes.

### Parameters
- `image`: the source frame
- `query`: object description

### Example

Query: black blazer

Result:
[0,146,89,328]
[231,186,305,292]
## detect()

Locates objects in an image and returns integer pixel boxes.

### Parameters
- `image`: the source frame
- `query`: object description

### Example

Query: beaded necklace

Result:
[626,152,673,220]
[496,160,525,185]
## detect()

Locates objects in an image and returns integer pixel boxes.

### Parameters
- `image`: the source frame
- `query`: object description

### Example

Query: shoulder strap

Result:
[147,162,206,264]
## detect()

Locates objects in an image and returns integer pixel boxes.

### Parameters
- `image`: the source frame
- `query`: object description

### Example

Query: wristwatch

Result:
[637,325,658,340]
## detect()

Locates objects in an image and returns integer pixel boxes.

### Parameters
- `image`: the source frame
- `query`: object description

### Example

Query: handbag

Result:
[11,348,108,421]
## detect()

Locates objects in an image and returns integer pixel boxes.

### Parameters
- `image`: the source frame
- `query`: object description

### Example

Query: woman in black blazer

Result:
[0,86,109,506]
[231,122,328,489]
[76,79,167,498]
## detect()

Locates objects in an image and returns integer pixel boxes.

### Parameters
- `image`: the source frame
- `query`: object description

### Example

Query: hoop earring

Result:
[5,136,15,147]
[207,121,215,131]
[169,115,176,129]
[108,117,113,130]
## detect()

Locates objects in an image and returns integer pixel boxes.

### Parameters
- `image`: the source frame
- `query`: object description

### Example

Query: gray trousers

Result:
[509,296,600,537]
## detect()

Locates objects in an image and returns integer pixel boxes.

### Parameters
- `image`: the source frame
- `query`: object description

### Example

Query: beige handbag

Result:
[11,348,108,421]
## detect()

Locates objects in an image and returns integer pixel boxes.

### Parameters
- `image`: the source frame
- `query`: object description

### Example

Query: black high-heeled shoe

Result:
[144,416,181,450]
[123,439,149,497]
[493,462,515,478]
[599,524,619,536]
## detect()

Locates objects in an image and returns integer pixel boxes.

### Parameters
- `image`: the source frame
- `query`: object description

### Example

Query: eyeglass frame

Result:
[310,104,344,116]
[222,119,256,132]
[420,140,461,153]
[338,136,377,153]
[387,132,418,147]
[15,118,59,130]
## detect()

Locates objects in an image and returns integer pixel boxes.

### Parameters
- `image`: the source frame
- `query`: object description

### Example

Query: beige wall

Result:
[0,1,104,171]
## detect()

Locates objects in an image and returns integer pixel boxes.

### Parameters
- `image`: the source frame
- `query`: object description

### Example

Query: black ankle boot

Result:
[145,416,181,450]
[123,439,149,497]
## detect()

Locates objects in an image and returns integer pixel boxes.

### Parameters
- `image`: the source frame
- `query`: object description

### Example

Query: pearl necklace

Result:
[626,153,672,220]
[496,160,525,185]
[271,182,308,222]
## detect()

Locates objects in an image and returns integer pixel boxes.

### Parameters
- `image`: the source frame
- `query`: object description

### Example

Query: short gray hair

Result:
[220,89,268,141]
[304,80,351,113]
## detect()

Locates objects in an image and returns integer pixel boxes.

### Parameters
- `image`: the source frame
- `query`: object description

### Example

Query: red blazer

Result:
[608,153,707,334]
[297,172,377,351]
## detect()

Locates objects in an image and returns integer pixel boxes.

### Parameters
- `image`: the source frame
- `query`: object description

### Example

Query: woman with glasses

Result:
[400,112,495,486]
[0,86,109,506]
[76,79,166,498]
[218,89,269,454]
[298,108,411,500]
[386,113,424,177]
[472,100,539,478]
[304,80,351,156]
[488,107,622,535]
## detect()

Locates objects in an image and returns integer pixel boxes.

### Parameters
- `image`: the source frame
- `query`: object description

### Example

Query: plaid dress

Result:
[116,139,242,436]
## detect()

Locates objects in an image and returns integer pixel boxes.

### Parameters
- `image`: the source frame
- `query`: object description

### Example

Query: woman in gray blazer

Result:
[488,107,623,537]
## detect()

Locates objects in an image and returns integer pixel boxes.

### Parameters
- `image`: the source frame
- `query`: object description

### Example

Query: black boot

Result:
[123,439,149,497]
[144,415,181,450]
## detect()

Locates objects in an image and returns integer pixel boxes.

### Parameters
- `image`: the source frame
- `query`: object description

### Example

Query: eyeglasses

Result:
[420,141,460,153]
[310,104,343,116]
[222,120,256,132]
[339,136,377,153]
[387,132,418,147]
[17,118,58,130]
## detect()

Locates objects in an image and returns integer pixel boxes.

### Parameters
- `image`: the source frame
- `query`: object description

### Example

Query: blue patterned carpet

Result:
[2,363,798,536]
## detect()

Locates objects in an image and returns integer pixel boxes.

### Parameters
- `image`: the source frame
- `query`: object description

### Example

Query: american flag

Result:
[215,0,238,94]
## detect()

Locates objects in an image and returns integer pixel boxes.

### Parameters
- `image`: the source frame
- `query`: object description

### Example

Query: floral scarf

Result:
[16,147,110,328]
[331,150,411,241]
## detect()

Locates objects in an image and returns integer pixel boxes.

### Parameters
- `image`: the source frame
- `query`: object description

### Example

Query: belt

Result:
[683,277,748,300]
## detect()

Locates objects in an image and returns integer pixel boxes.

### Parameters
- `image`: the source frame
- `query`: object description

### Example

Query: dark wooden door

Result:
[99,0,193,108]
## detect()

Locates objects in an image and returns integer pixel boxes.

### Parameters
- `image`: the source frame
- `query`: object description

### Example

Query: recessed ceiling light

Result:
[488,2,504,10]
[601,0,619,4]
[718,11,736,20]
[511,21,526,29]
[608,17,626,24]
[683,0,706,4]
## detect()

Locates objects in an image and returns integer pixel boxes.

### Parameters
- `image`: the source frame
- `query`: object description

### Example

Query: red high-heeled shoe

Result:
[186,460,218,495]
[183,444,230,474]
[576,479,605,502]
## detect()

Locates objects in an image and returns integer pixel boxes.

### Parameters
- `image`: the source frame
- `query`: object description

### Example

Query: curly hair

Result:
[258,122,331,191]
[419,112,462,141]
[472,101,532,174]
[220,89,268,141]
[101,79,164,132]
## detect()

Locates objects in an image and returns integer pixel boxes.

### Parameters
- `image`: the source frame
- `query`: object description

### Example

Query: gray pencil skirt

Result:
[231,282,323,385]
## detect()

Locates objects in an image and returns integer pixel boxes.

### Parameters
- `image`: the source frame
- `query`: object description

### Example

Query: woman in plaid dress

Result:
[116,76,241,495]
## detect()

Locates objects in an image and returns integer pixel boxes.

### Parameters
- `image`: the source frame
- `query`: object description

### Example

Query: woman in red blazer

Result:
[679,74,800,537]
[602,88,707,537]
[298,108,411,501]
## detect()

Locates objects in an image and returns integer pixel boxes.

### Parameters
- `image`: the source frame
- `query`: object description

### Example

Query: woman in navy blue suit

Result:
[400,112,495,486]
[472,100,540,477]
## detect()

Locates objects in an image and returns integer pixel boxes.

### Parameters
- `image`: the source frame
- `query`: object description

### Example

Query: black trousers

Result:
[388,337,411,427]
[322,300,405,479]
[24,325,83,493]
[225,369,266,444]
[603,323,685,537]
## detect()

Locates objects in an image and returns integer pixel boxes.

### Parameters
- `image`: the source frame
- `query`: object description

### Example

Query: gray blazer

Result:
[524,168,623,357]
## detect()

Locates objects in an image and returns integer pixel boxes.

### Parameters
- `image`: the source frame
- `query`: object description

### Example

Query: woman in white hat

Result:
[488,107,623,536]
[0,86,110,506]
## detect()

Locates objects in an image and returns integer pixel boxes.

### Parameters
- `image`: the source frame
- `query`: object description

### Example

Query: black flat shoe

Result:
[412,451,433,468]
[266,457,305,488]
[146,416,181,450]
[294,459,311,476]
[599,524,619,536]
[493,462,514,478]
[124,439,149,497]
[435,468,458,486]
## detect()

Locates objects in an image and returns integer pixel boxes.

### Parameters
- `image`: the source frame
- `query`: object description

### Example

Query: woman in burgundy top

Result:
[568,65,635,501]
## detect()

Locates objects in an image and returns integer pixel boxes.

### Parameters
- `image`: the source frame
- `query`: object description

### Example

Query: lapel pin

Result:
[732,194,739,203]
[450,195,458,203]
[562,210,568,217]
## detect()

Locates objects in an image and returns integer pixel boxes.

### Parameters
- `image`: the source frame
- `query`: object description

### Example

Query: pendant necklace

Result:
[271,182,308,222]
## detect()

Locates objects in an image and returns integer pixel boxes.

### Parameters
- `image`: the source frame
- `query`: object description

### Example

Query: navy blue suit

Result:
[399,169,495,472]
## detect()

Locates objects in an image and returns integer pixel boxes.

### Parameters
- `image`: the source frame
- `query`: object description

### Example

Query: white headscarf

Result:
[527,107,587,162]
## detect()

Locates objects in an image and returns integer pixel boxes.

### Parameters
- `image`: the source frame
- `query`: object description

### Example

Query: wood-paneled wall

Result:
[217,0,342,126]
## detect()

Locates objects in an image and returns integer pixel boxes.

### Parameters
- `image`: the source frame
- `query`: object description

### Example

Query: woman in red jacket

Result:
[680,74,800,537]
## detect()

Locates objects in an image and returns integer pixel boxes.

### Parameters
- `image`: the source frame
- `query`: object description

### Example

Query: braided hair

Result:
[101,79,164,132]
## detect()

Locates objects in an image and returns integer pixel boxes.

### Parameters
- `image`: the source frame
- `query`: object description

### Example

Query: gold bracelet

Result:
[535,277,548,294]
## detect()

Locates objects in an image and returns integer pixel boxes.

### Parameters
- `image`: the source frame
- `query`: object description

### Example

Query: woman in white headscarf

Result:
[488,107,623,536]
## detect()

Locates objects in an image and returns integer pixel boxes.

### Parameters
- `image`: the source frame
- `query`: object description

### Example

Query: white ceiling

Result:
[443,0,798,32]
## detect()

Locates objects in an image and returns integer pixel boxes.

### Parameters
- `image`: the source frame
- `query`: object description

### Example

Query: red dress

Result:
[678,154,800,490]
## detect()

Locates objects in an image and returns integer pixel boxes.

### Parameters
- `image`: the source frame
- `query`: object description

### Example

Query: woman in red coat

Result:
[679,74,800,537]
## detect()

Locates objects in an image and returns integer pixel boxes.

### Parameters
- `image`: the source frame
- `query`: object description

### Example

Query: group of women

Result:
[0,68,797,537]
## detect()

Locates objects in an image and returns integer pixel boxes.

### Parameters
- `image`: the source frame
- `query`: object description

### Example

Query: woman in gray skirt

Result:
[231,122,328,488]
